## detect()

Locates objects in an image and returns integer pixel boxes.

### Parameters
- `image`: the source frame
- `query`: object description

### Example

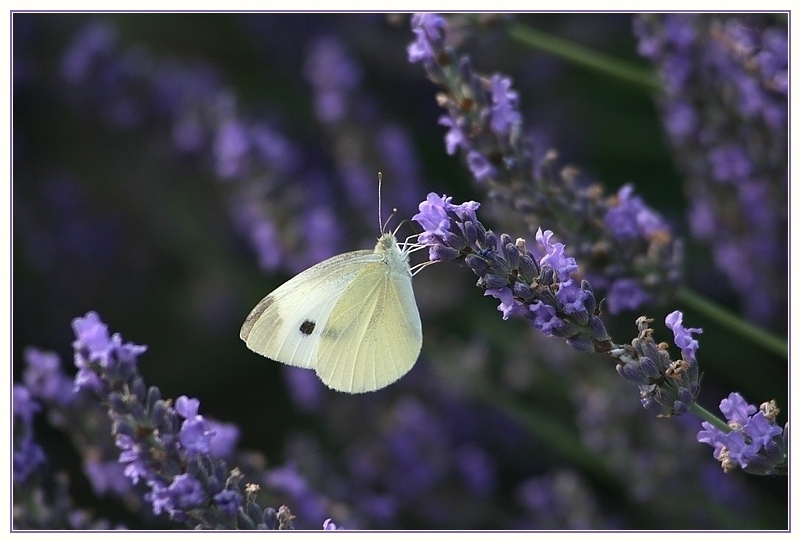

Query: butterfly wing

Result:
[314,259,422,393]
[240,249,375,369]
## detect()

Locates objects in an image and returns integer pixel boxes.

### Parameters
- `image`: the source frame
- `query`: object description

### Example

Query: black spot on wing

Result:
[299,319,316,336]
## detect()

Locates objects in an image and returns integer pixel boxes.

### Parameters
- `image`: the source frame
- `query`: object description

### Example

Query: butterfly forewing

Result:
[240,249,376,369]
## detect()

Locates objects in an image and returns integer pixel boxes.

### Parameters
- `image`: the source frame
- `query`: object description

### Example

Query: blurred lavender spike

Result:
[408,13,683,314]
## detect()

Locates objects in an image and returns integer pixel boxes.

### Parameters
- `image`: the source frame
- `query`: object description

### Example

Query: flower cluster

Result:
[633,13,787,326]
[414,192,611,354]
[612,312,701,416]
[697,393,787,476]
[66,311,296,529]
[408,13,683,315]
[414,191,785,474]
[12,384,47,484]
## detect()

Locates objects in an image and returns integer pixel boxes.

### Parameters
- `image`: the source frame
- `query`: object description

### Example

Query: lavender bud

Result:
[511,282,534,302]
[465,254,489,274]
[145,386,161,414]
[107,392,128,413]
[503,241,520,269]
[517,253,538,283]
[587,316,610,341]
[463,220,478,245]
[566,335,594,352]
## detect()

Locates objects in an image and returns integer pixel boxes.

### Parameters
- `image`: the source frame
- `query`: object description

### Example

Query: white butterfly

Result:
[240,231,423,393]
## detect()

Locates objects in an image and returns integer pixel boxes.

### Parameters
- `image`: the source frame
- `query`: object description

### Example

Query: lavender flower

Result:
[634,13,787,325]
[69,311,296,529]
[611,313,700,417]
[697,393,787,475]
[414,192,706,418]
[408,13,683,314]
[413,192,610,353]
[13,385,47,484]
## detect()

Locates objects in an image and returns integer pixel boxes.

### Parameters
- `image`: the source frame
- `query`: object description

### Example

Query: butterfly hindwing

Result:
[314,255,422,393]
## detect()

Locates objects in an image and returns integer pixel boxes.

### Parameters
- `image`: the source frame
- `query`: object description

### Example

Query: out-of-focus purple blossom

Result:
[455,443,496,497]
[265,462,328,525]
[304,35,361,123]
[13,385,47,484]
[148,473,207,520]
[604,184,671,241]
[84,459,132,497]
[606,278,651,314]
[214,120,251,180]
[407,13,447,64]
[14,434,47,484]
[489,75,522,135]
[23,347,75,406]
[707,144,753,183]
[207,420,240,460]
[634,13,787,325]
[515,471,608,529]
[283,366,325,414]
[14,384,41,426]
[697,393,786,475]
[409,14,683,314]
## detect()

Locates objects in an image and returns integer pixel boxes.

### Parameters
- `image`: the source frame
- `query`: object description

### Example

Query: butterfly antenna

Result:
[377,172,384,233]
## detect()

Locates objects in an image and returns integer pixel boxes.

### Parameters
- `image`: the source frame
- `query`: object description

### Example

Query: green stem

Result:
[676,287,787,359]
[688,401,730,433]
[507,22,661,91]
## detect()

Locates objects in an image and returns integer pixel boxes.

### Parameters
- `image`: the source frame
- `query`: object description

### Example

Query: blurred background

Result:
[12,13,787,530]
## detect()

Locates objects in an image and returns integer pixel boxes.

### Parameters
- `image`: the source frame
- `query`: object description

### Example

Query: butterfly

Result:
[240,230,423,393]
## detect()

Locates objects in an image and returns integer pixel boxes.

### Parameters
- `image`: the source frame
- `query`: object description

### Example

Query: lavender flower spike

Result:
[408,14,683,314]
[70,311,296,529]
[697,393,787,475]
[413,193,610,354]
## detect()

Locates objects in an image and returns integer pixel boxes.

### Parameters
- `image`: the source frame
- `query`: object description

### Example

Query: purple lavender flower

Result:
[410,14,683,314]
[635,13,787,325]
[148,473,207,520]
[604,184,670,242]
[605,278,650,314]
[407,13,447,64]
[665,310,702,359]
[614,313,701,417]
[414,193,608,351]
[175,395,217,456]
[697,393,786,475]
[23,347,75,406]
[207,420,240,460]
[68,311,298,529]
[84,459,132,497]
[304,35,361,123]
[13,384,41,426]
[489,74,522,135]
[72,311,147,393]
[13,385,47,483]
[455,443,496,497]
